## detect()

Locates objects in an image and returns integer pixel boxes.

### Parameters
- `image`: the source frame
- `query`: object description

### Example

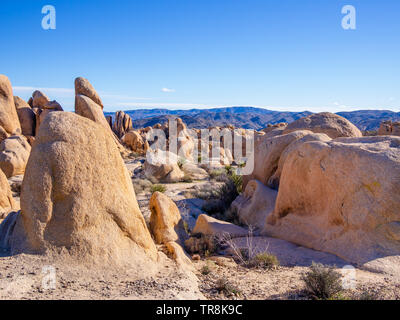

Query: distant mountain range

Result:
[104,107,400,131]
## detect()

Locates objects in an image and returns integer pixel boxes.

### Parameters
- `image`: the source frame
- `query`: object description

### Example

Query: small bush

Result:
[132,178,153,195]
[250,253,279,269]
[215,278,242,297]
[150,184,167,194]
[224,165,233,176]
[183,220,190,235]
[201,264,212,275]
[301,262,343,300]
[209,169,225,180]
[191,185,220,201]
[184,233,219,256]
[217,178,240,210]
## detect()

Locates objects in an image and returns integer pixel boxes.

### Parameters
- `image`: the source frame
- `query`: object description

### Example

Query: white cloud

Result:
[115,102,207,108]
[161,88,175,93]
[13,86,74,95]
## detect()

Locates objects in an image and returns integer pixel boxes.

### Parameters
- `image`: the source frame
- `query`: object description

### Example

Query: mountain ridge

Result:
[104,107,400,131]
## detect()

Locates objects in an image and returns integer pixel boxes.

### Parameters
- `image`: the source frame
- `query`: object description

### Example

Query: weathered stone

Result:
[8,112,157,267]
[283,112,362,139]
[265,136,400,265]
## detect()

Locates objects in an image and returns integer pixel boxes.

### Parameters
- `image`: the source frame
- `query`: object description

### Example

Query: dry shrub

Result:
[301,262,343,300]
[132,178,153,194]
[215,278,242,297]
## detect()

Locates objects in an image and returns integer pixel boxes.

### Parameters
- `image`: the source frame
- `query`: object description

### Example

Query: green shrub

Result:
[201,264,212,275]
[250,253,280,269]
[224,165,233,176]
[237,161,246,168]
[150,184,167,194]
[301,262,343,300]
[183,220,190,235]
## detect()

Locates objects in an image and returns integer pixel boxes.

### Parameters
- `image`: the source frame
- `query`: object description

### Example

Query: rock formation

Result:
[74,77,128,156]
[265,136,400,265]
[181,162,209,180]
[7,112,157,267]
[75,94,110,129]
[149,191,183,244]
[0,135,31,178]
[0,75,21,143]
[144,150,184,183]
[74,77,103,109]
[175,118,195,162]
[267,132,331,189]
[122,130,149,155]
[28,90,63,136]
[13,96,36,137]
[243,130,313,189]
[262,123,287,134]
[378,121,400,136]
[113,111,133,139]
[193,214,248,238]
[283,112,362,139]
[231,179,277,230]
[0,169,15,217]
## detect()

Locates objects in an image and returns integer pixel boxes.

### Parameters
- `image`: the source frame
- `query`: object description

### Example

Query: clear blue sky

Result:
[1,0,399,112]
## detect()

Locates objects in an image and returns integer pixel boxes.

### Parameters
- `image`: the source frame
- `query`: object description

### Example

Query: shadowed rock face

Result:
[0,135,31,178]
[8,112,157,268]
[0,75,21,142]
[14,96,36,137]
[264,136,400,265]
[231,179,277,230]
[0,169,15,216]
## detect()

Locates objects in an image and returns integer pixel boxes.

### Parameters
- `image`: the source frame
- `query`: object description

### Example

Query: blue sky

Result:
[1,0,399,112]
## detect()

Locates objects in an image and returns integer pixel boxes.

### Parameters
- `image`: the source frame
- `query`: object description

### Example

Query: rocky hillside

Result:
[105,107,400,131]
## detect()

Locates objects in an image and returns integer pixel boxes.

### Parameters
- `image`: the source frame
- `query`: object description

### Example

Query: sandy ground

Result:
[0,250,204,300]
